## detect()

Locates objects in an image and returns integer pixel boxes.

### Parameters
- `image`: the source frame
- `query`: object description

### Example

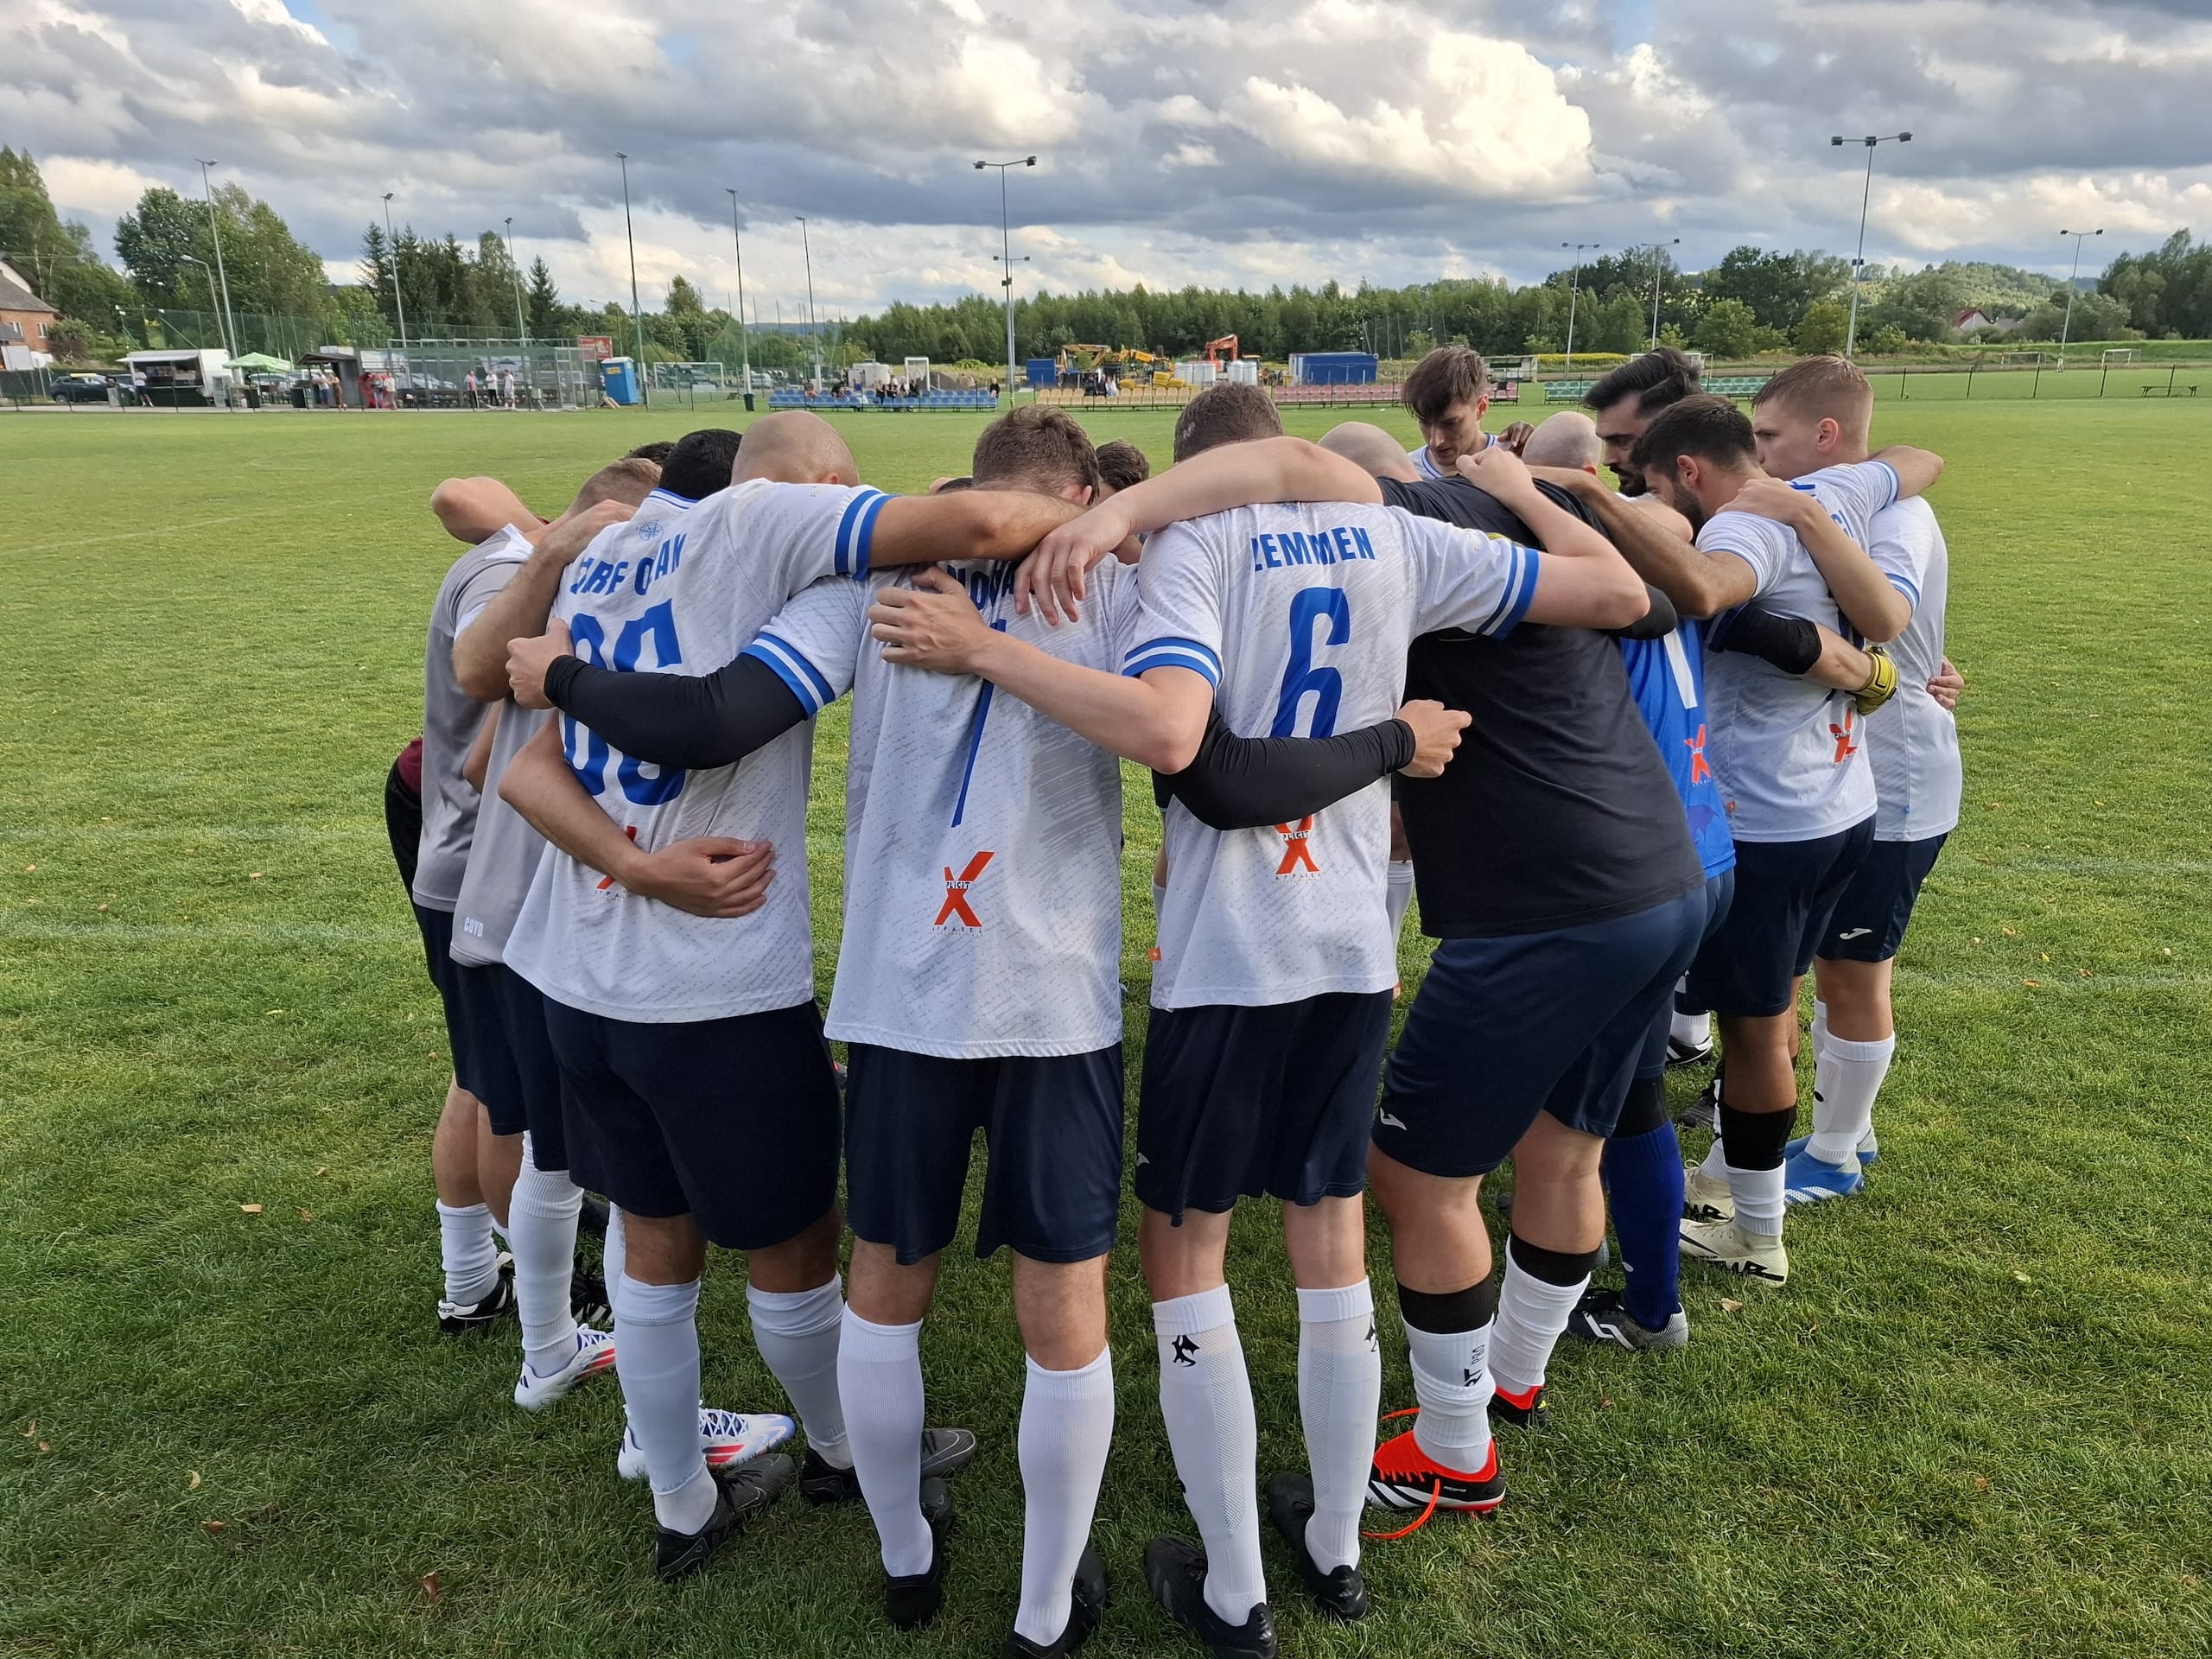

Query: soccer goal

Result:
[2101,348,2137,369]
[1997,351,2046,368]
[649,360,729,393]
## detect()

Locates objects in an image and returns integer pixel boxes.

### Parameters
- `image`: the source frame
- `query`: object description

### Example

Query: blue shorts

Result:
[1819,834,1947,963]
[844,1045,1125,1266]
[1376,885,1708,1179]
[1137,991,1394,1223]
[543,998,840,1252]
[1638,871,1736,1078]
[449,963,568,1166]
[1684,818,1875,1019]
[409,901,479,1090]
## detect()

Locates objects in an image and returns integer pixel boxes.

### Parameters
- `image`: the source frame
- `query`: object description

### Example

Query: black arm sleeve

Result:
[1707,604,1821,677]
[1154,707,1417,831]
[542,652,810,772]
[1611,583,1678,640]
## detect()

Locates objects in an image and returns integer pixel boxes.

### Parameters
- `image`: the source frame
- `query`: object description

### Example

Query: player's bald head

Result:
[1520,410,1602,472]
[1318,421,1419,481]
[734,411,861,486]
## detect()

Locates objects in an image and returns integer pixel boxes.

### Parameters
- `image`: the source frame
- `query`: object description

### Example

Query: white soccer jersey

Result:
[750,560,1141,1057]
[1698,459,1897,843]
[504,480,887,1023]
[1407,433,1500,480]
[1126,502,1542,1009]
[1863,497,1960,842]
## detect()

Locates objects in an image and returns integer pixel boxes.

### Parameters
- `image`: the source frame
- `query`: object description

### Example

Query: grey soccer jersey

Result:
[1863,497,1960,841]
[449,701,553,967]
[751,560,1141,1058]
[1124,501,1542,1010]
[413,524,532,912]
[504,480,887,1023]
[1697,459,1898,843]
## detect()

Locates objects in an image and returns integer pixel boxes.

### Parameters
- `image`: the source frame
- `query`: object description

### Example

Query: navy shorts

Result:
[1637,871,1736,1079]
[1684,818,1876,1019]
[1377,885,1708,1179]
[844,1044,1125,1266]
[449,963,569,1166]
[1819,834,1948,963]
[409,901,479,1089]
[1137,991,1393,1222]
[543,997,840,1252]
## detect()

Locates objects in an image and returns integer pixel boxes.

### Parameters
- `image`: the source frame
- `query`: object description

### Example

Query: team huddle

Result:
[387,345,1961,1659]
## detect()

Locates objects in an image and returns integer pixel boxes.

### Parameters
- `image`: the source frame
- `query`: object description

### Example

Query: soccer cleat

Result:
[570,1266,613,1328]
[436,1255,516,1334]
[1007,1543,1109,1657]
[513,1325,616,1411]
[1666,1033,1714,1069]
[1786,1130,1879,1166]
[1266,1471,1366,1621]
[1678,1219,1789,1286]
[1683,1164,1735,1224]
[1562,1287,1689,1352]
[618,1408,798,1480]
[1677,1067,1721,1132]
[1143,1535,1278,1659]
[1366,1427,1504,1516]
[1488,1382,1549,1430]
[885,1478,955,1630]
[800,1425,978,1504]
[1783,1143,1866,1205]
[652,1453,795,1582]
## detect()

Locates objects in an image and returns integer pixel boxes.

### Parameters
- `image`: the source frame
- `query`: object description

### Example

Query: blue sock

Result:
[1603,1121,1685,1332]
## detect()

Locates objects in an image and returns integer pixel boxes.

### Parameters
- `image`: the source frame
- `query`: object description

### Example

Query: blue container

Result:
[1290,352,1379,385]
[600,356,642,405]
[1025,358,1058,388]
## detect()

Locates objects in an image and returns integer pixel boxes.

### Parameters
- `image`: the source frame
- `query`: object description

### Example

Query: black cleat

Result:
[1007,1543,1109,1656]
[1489,1382,1550,1430]
[885,1478,955,1630]
[1266,1472,1367,1621]
[652,1452,794,1582]
[1144,1535,1277,1659]
[577,1193,611,1241]
[1678,1063,1722,1132]
[569,1265,612,1328]
[1666,1033,1714,1069]
[801,1426,979,1504]
[436,1256,515,1334]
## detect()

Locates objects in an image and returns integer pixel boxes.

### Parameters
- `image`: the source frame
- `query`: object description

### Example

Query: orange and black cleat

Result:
[1364,1419,1504,1536]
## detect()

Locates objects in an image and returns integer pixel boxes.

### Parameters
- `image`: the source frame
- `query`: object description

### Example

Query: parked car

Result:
[51,373,112,404]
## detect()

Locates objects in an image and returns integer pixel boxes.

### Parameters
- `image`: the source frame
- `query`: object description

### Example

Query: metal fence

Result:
[387,339,598,410]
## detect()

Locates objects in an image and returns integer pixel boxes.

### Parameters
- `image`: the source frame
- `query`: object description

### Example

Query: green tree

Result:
[1794,300,1851,355]
[1694,297,1761,359]
[0,149,142,327]
[115,188,207,308]
[526,257,559,340]
[2100,231,2212,338]
[1701,246,1848,330]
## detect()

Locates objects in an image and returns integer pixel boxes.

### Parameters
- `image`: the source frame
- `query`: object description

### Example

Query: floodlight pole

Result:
[505,216,529,397]
[725,188,752,393]
[1560,240,1599,376]
[197,161,238,361]
[1834,131,1912,359]
[2056,227,2103,369]
[796,216,820,387]
[381,193,410,403]
[616,153,649,404]
[976,156,1037,401]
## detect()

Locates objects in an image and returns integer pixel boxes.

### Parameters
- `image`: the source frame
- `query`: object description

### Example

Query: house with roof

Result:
[0,257,60,369]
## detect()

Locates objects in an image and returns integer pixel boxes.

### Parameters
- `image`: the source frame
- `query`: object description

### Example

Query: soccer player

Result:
[494,412,1090,1580]
[1746,357,1961,1201]
[1584,346,1706,497]
[884,383,1646,1655]
[1586,396,1940,1286]
[1400,345,1532,480]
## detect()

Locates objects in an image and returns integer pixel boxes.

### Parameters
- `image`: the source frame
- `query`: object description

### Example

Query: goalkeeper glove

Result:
[1853,645,1899,715]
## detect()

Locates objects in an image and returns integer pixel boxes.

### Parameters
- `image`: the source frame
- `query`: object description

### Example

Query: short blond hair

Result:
[1754,355,1873,442]
[569,455,660,514]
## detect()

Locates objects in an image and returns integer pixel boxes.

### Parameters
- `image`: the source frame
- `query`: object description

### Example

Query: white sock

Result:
[601,1205,626,1289]
[1726,1160,1787,1237]
[1810,1033,1894,1165]
[1811,999,1829,1056]
[1671,1005,1711,1051]
[1700,1135,1729,1180]
[1488,1247,1590,1401]
[1402,1315,1494,1472]
[1154,1286,1266,1626]
[747,1277,849,1465]
[1384,860,1415,941]
[1013,1349,1116,1646]
[435,1200,499,1306]
[837,1308,932,1576]
[1296,1281,1380,1575]
[613,1274,712,1530]
[510,1135,583,1376]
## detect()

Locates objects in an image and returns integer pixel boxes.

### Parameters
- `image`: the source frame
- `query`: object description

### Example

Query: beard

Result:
[1612,464,1647,497]
[1677,493,1709,534]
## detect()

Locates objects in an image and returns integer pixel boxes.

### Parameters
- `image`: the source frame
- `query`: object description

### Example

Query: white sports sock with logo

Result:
[747,1277,850,1467]
[837,1308,932,1576]
[1385,861,1415,942]
[1154,1286,1266,1625]
[1488,1252,1589,1401]
[435,1200,499,1306]
[613,1274,713,1532]
[1013,1348,1116,1647]
[1809,1033,1895,1165]
[509,1134,582,1376]
[1402,1316,1494,1471]
[1297,1281,1380,1574]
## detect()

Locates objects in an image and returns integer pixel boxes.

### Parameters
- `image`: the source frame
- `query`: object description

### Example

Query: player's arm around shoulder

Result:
[453,501,633,701]
[1453,447,1646,630]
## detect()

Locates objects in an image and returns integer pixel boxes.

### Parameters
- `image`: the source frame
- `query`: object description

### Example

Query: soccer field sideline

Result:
[3,402,2210,1658]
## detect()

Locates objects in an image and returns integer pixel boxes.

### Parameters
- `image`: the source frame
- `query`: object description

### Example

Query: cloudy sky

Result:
[6,0,2209,321]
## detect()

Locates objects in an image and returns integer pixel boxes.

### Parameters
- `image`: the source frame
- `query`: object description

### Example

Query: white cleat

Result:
[617,1408,798,1481]
[1684,1165,1735,1224]
[513,1325,617,1411]
[1678,1219,1788,1287]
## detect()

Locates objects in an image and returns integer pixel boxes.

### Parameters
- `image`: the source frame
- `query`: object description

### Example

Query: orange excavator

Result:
[1201,334,1240,366]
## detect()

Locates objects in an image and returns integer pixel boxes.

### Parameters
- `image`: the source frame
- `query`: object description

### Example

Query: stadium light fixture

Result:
[381,192,410,401]
[976,156,1038,402]
[196,161,238,363]
[616,153,649,404]
[725,188,752,394]
[1832,131,1912,359]
[796,216,823,388]
[2056,228,2104,369]
[1560,241,1600,376]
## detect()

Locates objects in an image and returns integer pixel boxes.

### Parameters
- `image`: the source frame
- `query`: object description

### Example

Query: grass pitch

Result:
[4,396,2210,1659]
